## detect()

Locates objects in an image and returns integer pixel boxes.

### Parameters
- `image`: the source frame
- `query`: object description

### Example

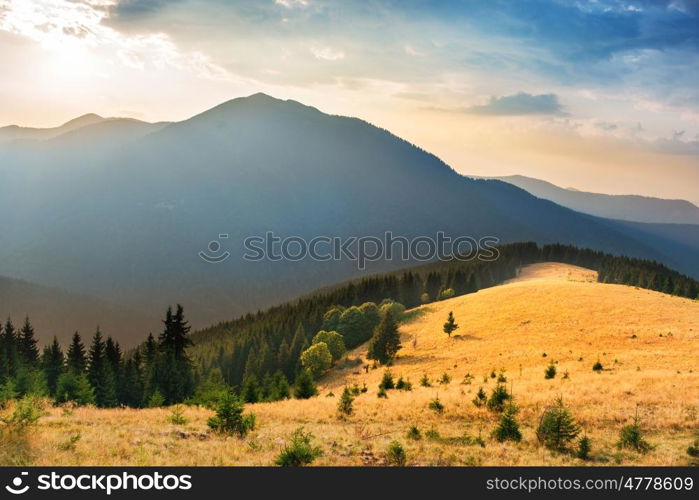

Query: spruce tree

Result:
[155,305,194,404]
[18,316,39,369]
[66,332,87,374]
[367,311,401,365]
[493,403,522,442]
[1,318,19,380]
[337,386,354,417]
[88,328,117,407]
[41,337,64,396]
[536,397,581,450]
[443,311,458,337]
[293,369,317,399]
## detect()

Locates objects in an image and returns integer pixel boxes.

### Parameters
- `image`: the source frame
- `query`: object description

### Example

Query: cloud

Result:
[0,0,228,80]
[463,92,565,116]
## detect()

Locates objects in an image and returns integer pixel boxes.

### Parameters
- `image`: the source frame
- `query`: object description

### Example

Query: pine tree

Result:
[66,332,87,374]
[1,318,19,380]
[442,311,458,337]
[155,305,194,404]
[293,369,317,399]
[88,328,117,407]
[493,403,522,442]
[18,316,39,369]
[337,386,354,417]
[241,374,261,403]
[41,337,64,396]
[536,397,581,450]
[367,311,401,365]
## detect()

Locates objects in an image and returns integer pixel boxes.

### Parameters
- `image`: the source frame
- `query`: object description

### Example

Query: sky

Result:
[1,0,698,203]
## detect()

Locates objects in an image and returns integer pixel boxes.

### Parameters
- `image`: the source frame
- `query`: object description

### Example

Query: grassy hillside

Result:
[20,263,698,466]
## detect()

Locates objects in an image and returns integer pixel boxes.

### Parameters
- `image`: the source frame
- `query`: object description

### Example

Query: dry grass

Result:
[18,263,699,466]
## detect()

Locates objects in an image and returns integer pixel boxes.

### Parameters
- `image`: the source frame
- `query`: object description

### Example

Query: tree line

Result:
[1,242,697,408]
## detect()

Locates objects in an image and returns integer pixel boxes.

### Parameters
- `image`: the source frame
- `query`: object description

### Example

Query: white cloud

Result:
[310,45,345,61]
[0,0,228,80]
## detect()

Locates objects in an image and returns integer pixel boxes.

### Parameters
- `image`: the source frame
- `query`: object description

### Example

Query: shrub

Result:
[395,377,412,391]
[429,397,444,413]
[300,343,333,377]
[169,405,188,425]
[337,387,354,417]
[496,371,507,383]
[544,362,557,379]
[617,415,651,453]
[472,387,487,408]
[592,360,604,372]
[536,398,580,450]
[687,439,699,460]
[57,432,81,452]
[425,427,440,440]
[312,330,346,362]
[275,427,322,466]
[385,441,407,466]
[486,384,511,412]
[377,387,388,399]
[0,396,46,465]
[293,369,317,399]
[406,426,421,440]
[439,373,451,385]
[147,390,165,408]
[493,403,522,442]
[420,374,431,387]
[379,370,395,390]
[577,435,592,460]
[207,392,256,437]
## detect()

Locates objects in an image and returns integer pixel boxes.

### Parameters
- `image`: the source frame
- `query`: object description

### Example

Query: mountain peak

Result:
[60,113,106,129]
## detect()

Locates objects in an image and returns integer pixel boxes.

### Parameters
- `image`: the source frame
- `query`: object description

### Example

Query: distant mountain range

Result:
[492,175,699,224]
[0,93,697,336]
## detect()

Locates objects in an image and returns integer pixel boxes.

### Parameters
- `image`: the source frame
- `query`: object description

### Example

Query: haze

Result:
[1,0,698,203]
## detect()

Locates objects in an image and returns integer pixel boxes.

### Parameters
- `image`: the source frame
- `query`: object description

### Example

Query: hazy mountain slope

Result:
[0,274,159,347]
[0,114,107,144]
[493,175,699,224]
[0,94,696,330]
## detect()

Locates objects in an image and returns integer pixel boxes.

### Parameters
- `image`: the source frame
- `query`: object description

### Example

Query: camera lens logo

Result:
[199,234,230,263]
[6,472,29,495]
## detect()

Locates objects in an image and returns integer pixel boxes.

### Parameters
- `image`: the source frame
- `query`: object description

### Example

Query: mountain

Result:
[0,93,697,331]
[492,174,699,224]
[0,274,159,348]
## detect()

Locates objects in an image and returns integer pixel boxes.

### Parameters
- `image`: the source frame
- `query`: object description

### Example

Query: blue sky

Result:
[1,0,698,201]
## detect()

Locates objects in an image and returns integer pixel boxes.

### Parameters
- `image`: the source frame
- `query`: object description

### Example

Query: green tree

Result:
[55,371,95,405]
[241,374,261,403]
[300,343,333,377]
[443,311,458,337]
[274,427,322,466]
[293,369,317,399]
[1,318,19,380]
[321,307,343,331]
[337,386,354,417]
[18,317,39,369]
[41,337,64,397]
[87,328,117,407]
[536,398,581,450]
[367,311,401,365]
[311,330,345,362]
[337,306,371,347]
[493,403,522,442]
[207,392,255,437]
[66,332,87,374]
[155,305,194,404]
